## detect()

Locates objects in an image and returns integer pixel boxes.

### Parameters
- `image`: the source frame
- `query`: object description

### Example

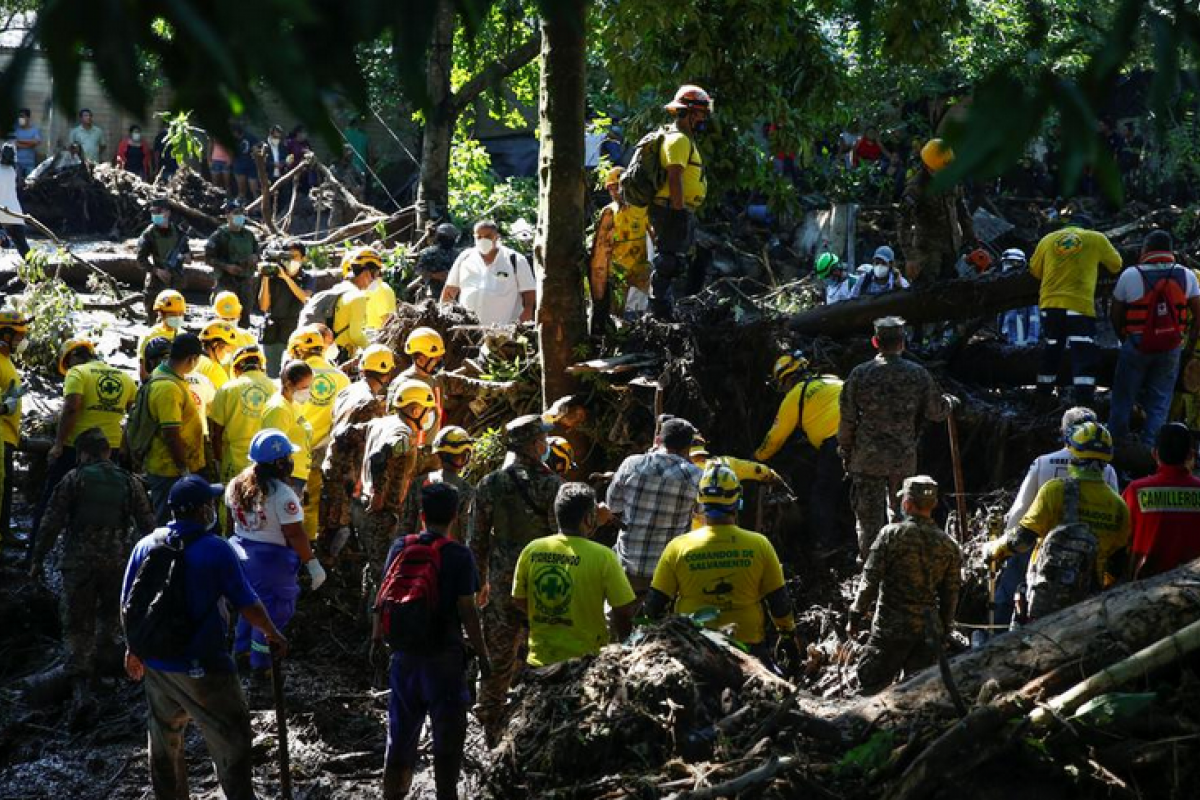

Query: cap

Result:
[222,198,243,212]
[143,336,172,363]
[506,414,552,447]
[897,475,939,502]
[873,245,895,264]
[168,475,224,509]
[149,196,170,210]
[873,316,906,335]
[170,333,204,359]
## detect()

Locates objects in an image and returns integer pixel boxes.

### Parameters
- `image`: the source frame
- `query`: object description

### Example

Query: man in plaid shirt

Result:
[608,417,703,592]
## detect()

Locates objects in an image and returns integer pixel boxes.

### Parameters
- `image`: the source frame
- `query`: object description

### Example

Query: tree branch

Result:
[449,32,542,115]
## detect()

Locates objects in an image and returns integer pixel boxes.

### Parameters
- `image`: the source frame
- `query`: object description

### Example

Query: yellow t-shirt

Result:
[654,126,706,210]
[262,394,313,480]
[1029,227,1123,316]
[1019,471,1132,585]
[611,203,651,290]
[0,352,21,447]
[755,377,842,460]
[208,370,277,481]
[63,361,137,447]
[512,534,636,667]
[302,356,351,450]
[365,281,397,331]
[144,365,205,477]
[137,324,177,361]
[332,288,369,352]
[196,354,229,390]
[651,524,786,645]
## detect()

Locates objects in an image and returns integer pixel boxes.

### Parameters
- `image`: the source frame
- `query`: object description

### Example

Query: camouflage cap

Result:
[506,414,552,448]
[897,475,938,502]
[873,316,907,335]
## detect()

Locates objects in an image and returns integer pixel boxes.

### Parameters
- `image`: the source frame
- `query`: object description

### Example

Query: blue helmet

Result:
[249,428,301,464]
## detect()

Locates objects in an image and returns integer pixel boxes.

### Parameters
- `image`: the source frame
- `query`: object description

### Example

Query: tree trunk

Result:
[415,0,456,227]
[535,1,588,405]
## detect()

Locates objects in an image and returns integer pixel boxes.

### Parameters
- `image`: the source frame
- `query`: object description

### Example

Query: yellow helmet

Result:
[920,139,954,172]
[546,436,576,474]
[57,338,95,375]
[772,353,809,388]
[212,291,243,321]
[231,344,266,370]
[698,459,742,511]
[152,289,186,315]
[387,378,437,413]
[404,326,445,358]
[1065,421,1114,463]
[341,245,384,278]
[432,426,474,456]
[200,320,239,346]
[287,325,325,356]
[689,433,712,464]
[361,344,396,375]
[0,310,31,334]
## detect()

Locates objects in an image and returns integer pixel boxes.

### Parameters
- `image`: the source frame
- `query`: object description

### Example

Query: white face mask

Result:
[421,409,437,432]
[475,237,496,256]
[287,259,302,276]
[293,388,312,405]
[324,345,338,362]
[130,132,142,143]
[165,315,184,329]
[872,264,891,279]
[14,338,29,354]
[368,278,382,292]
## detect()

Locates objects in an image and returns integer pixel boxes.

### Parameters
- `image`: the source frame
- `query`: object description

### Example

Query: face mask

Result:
[368,278,382,292]
[152,214,167,226]
[693,118,709,134]
[231,214,246,228]
[324,345,338,362]
[131,132,141,143]
[475,237,496,256]
[872,264,890,279]
[269,137,281,147]
[14,338,29,355]
[293,388,312,405]
[165,315,184,330]
[421,409,437,432]
[18,117,28,126]
[287,259,302,276]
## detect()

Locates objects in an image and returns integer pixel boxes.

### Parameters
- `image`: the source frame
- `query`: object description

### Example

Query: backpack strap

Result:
[505,465,549,518]
[1061,478,1080,525]
[795,376,817,431]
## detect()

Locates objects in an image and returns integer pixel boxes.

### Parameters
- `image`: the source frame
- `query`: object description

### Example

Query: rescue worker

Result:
[688,435,779,485]
[986,422,1131,622]
[998,248,1040,346]
[647,85,712,321]
[136,196,190,325]
[900,139,975,286]
[815,252,857,304]
[398,325,511,431]
[590,165,653,334]
[399,426,476,544]
[209,345,278,484]
[413,222,460,300]
[470,414,563,745]
[848,476,962,694]
[288,326,351,539]
[29,428,155,682]
[198,320,237,390]
[320,344,395,548]
[364,268,398,333]
[1126,423,1200,579]
[755,352,845,549]
[545,436,575,477]
[227,428,326,679]
[1030,215,1122,404]
[645,461,803,665]
[851,245,910,297]
[205,199,260,327]
[329,246,381,358]
[0,310,24,544]
[210,290,259,352]
[141,334,207,523]
[261,359,314,500]
[141,336,172,379]
[839,317,957,558]
[138,290,186,376]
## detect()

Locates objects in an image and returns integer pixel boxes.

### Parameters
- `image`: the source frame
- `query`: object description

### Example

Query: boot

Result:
[434,751,464,800]
[382,764,412,800]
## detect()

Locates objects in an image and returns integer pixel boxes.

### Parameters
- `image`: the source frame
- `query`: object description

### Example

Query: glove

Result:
[305,559,327,591]
[944,394,961,411]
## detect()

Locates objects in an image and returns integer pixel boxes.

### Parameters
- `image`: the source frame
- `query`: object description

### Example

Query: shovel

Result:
[946,409,969,543]
[270,649,294,800]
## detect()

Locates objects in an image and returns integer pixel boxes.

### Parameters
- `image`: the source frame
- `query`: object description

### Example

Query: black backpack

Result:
[619,127,672,208]
[298,283,356,340]
[121,529,207,661]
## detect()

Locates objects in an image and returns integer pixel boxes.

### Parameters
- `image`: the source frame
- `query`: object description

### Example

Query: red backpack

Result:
[1136,266,1186,354]
[375,534,451,651]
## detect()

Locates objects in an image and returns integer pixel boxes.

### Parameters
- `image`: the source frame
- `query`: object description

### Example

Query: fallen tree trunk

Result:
[789,271,1038,336]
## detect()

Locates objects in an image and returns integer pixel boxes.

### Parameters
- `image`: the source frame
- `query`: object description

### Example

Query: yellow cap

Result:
[388,378,437,412]
[604,166,624,187]
[920,139,954,172]
[432,426,474,455]
[287,325,325,356]
[340,245,384,278]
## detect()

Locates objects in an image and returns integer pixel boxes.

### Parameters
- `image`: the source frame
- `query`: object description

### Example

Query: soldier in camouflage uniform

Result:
[470,414,562,744]
[398,426,476,543]
[136,197,191,325]
[900,139,975,287]
[399,326,514,433]
[838,317,957,558]
[204,199,260,327]
[849,476,962,694]
[29,428,156,680]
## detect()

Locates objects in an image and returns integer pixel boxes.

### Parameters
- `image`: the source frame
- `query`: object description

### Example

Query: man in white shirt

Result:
[440,219,537,326]
[68,109,107,163]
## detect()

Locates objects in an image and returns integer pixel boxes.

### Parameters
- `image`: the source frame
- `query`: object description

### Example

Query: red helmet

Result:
[665,85,713,114]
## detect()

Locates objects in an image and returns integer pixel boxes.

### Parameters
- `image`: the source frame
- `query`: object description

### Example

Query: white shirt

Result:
[1113,262,1200,303]
[1005,447,1120,528]
[0,165,23,225]
[227,479,304,546]
[445,245,536,326]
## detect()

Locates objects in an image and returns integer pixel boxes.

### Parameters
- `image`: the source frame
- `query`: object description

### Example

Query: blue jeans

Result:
[1108,337,1182,445]
[1000,307,1040,346]
[993,549,1031,629]
[387,647,470,798]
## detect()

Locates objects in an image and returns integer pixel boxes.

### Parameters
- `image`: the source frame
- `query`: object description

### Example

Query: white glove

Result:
[305,559,327,591]
[329,526,352,557]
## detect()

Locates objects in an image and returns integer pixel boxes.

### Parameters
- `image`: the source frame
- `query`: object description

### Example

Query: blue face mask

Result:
[231,214,246,227]
[152,213,167,226]
[693,118,709,134]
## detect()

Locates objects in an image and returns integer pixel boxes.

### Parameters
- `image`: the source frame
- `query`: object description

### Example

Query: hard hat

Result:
[814,252,841,278]
[231,344,265,370]
[772,352,809,387]
[698,459,742,510]
[689,433,712,462]
[0,310,31,334]
[1065,421,1114,463]
[143,336,172,364]
[404,327,445,358]
[248,428,301,464]
[432,426,474,456]
[212,291,243,321]
[1001,248,1027,264]
[604,166,625,187]
[388,378,437,413]
[966,248,994,273]
[665,84,713,114]
[288,326,325,355]
[546,436,576,473]
[152,289,186,315]
[57,338,95,375]
[360,344,396,375]
[920,139,954,172]
[340,245,384,278]
[200,320,239,346]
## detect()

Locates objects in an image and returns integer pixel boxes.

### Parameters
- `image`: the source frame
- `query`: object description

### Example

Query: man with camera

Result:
[258,241,314,376]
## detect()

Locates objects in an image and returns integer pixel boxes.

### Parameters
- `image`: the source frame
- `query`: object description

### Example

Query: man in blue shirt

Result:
[122,475,287,800]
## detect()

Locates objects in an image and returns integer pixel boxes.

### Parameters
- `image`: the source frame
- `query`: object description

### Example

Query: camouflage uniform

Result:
[398,468,475,543]
[851,514,962,694]
[900,169,975,287]
[136,223,189,325]
[414,242,459,300]
[320,380,386,533]
[204,224,260,326]
[355,416,420,577]
[34,461,156,677]
[470,454,562,739]
[399,364,512,434]
[838,352,952,556]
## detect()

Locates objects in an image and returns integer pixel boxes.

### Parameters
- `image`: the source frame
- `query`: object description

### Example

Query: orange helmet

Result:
[665,85,713,114]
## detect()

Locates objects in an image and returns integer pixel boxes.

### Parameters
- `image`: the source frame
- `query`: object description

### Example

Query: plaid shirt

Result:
[608,450,702,578]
